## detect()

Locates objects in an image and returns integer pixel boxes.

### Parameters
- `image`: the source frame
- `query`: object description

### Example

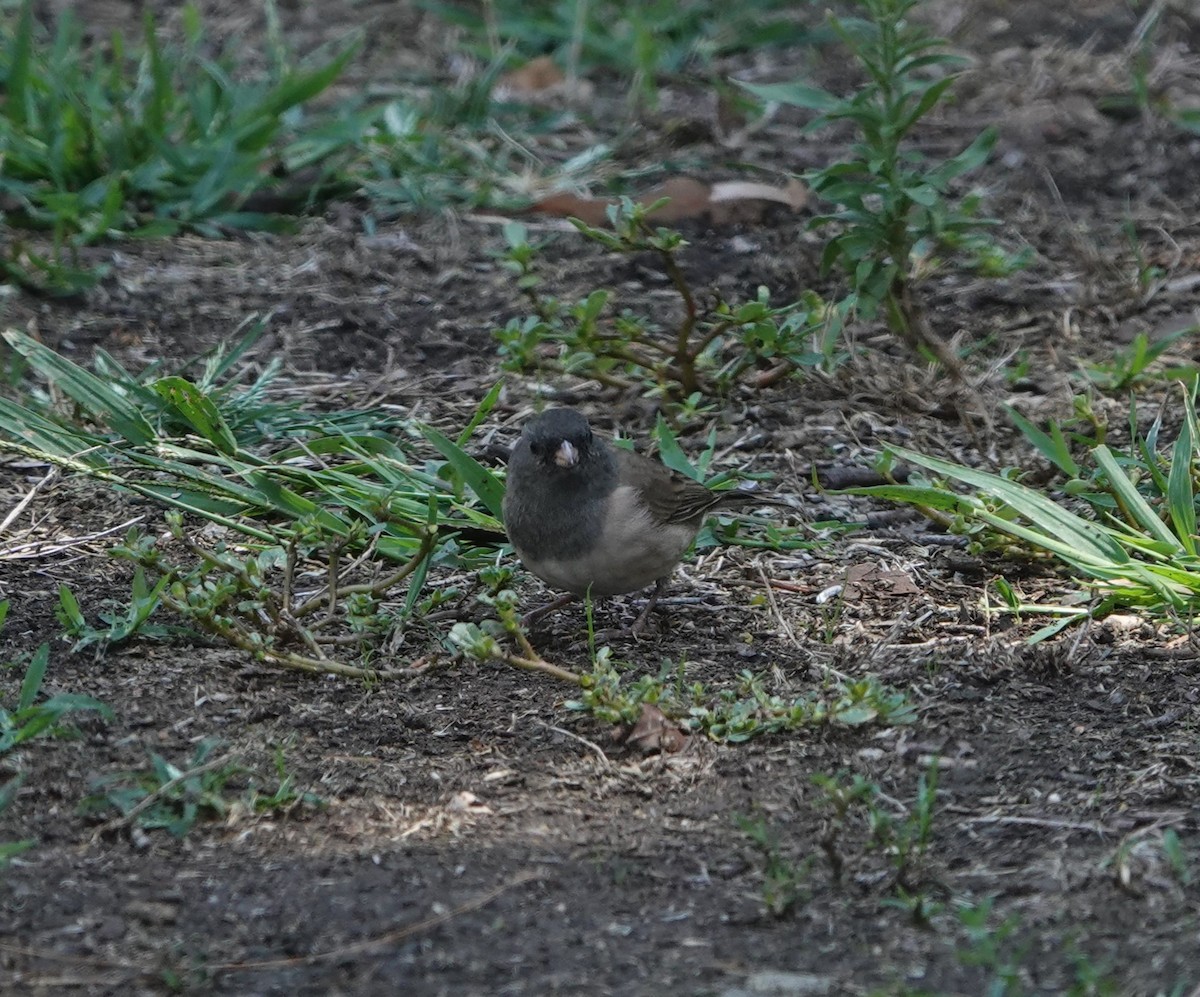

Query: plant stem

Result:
[660,247,700,395]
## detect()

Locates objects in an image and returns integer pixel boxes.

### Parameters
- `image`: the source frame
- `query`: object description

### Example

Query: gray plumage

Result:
[502,408,774,598]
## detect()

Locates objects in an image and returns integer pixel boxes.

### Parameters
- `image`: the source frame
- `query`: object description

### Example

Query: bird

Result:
[502,407,785,628]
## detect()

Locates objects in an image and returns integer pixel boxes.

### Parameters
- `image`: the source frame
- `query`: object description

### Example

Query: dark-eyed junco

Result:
[502,407,784,624]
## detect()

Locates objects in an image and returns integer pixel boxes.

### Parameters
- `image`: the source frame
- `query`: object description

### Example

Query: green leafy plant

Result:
[249,744,326,815]
[955,898,1028,995]
[812,758,941,918]
[737,813,812,917]
[1,602,112,863]
[0,0,361,293]
[1,623,112,759]
[1076,323,1197,392]
[849,385,1200,638]
[82,737,244,837]
[1160,828,1193,887]
[80,736,320,837]
[449,590,917,741]
[56,570,187,653]
[955,898,1130,996]
[81,738,323,838]
[741,0,1027,372]
[495,204,838,405]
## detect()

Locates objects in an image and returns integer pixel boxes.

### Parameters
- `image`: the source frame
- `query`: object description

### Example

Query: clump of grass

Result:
[0,0,361,294]
[0,323,507,677]
[419,0,824,109]
[850,384,1200,638]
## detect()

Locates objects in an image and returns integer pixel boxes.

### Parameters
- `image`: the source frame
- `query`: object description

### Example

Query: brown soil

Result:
[2,2,1199,995]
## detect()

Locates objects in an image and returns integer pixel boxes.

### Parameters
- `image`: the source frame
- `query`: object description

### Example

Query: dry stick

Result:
[536,721,612,768]
[755,562,851,683]
[0,515,146,561]
[961,814,1107,835]
[293,530,434,617]
[89,751,243,843]
[281,533,297,615]
[0,465,59,533]
[0,942,143,973]
[324,534,339,619]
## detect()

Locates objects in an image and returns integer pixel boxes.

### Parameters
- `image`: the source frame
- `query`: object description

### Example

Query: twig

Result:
[962,814,1107,835]
[156,588,403,679]
[536,721,611,767]
[293,529,435,616]
[0,465,59,533]
[90,751,243,842]
[755,562,851,682]
[0,515,145,560]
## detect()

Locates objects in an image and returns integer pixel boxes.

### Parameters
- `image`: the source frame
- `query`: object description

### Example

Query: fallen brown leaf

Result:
[499,55,565,94]
[527,175,807,227]
[841,563,921,600]
[613,703,688,755]
[528,176,711,226]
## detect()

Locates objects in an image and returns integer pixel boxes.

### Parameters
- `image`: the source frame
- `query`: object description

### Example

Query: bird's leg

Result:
[629,577,669,635]
[521,592,578,629]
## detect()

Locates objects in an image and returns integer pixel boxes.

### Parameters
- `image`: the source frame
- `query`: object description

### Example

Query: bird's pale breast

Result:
[512,485,697,596]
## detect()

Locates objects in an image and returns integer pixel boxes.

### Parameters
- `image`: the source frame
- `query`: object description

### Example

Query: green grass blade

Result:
[153,376,239,454]
[653,414,700,481]
[200,315,271,387]
[1167,394,1198,556]
[17,644,49,712]
[1093,445,1182,551]
[233,40,359,150]
[6,0,35,129]
[844,482,983,514]
[1004,404,1079,477]
[421,424,505,521]
[141,10,172,138]
[457,382,502,448]
[893,448,1129,563]
[0,399,109,464]
[3,330,155,445]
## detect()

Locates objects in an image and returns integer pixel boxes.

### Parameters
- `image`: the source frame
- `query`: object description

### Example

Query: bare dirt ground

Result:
[1,1,1199,994]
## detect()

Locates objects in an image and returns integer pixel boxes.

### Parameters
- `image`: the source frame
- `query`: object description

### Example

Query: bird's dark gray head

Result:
[505,407,615,563]
[522,408,596,471]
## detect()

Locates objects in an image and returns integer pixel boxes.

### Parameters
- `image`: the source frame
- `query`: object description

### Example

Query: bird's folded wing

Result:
[614,448,723,526]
